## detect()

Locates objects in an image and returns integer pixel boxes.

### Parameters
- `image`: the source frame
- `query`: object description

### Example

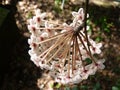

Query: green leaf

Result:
[0,7,10,27]
[85,58,92,64]
[64,86,71,90]
[80,85,88,90]
[104,28,110,33]
[50,83,54,88]
[93,82,101,90]
[112,86,119,90]
[26,11,33,19]
[54,0,61,7]
[116,79,120,88]
[55,83,61,88]
[95,37,102,42]
[72,85,79,90]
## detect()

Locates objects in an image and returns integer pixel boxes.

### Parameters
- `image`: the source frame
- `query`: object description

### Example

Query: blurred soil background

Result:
[0,0,120,90]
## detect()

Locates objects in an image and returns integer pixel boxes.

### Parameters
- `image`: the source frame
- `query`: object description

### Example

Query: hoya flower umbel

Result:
[27,8,105,85]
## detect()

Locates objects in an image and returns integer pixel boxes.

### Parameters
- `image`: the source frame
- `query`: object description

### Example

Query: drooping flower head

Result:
[27,8,105,85]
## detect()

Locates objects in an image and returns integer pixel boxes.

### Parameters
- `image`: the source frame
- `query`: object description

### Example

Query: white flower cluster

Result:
[27,8,105,85]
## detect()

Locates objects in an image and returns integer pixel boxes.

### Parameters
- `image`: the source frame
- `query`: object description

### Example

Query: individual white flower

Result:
[36,36,45,44]
[35,32,49,43]
[39,61,52,70]
[72,74,82,84]
[28,37,38,48]
[28,37,40,55]
[29,18,35,25]
[28,24,36,33]
[33,9,46,25]
[80,49,90,60]
[85,63,97,75]
[81,69,90,80]
[45,21,55,36]
[51,61,62,71]
[41,32,49,38]
[28,23,39,36]
[29,54,40,67]
[90,40,102,54]
[72,8,84,21]
[95,59,105,70]
[62,77,71,84]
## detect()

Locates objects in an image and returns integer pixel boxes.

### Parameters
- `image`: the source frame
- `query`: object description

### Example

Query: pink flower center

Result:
[66,76,71,79]
[79,15,82,20]
[83,69,88,73]
[41,61,45,64]
[92,47,96,51]
[95,63,99,66]
[32,26,36,32]
[32,43,37,48]
[47,29,51,32]
[40,36,44,41]
[37,17,41,22]
[55,64,61,68]
[73,68,77,70]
